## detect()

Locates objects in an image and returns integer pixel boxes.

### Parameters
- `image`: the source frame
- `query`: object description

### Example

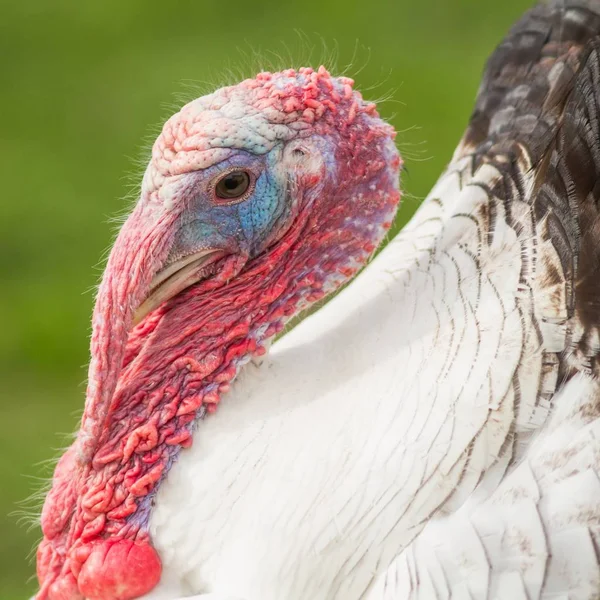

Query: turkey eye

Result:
[215,170,251,200]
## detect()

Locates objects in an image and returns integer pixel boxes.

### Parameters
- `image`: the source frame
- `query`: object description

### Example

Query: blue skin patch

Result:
[170,148,291,262]
[237,164,286,254]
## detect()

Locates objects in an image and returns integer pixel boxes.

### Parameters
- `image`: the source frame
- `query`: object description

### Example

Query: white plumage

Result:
[145,154,531,599]
[373,372,600,600]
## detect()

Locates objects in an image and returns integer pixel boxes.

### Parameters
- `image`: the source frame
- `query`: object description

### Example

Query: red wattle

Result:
[77,539,161,600]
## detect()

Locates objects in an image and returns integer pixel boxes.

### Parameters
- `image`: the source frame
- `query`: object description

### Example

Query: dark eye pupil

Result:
[215,171,250,200]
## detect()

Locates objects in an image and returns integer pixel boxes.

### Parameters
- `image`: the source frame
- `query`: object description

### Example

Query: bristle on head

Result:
[147,66,387,191]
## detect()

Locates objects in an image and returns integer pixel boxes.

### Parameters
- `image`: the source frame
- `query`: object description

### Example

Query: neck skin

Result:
[145,156,541,600]
[37,147,399,600]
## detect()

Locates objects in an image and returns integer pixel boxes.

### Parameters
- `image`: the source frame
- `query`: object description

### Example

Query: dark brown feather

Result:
[459,0,600,379]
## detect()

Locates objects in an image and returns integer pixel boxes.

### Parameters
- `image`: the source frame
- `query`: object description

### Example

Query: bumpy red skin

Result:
[37,67,401,600]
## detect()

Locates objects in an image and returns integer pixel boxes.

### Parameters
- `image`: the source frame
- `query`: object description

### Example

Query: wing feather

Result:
[370,2,600,597]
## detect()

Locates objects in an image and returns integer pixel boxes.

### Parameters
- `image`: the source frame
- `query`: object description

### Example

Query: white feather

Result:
[143,156,550,600]
[368,373,600,600]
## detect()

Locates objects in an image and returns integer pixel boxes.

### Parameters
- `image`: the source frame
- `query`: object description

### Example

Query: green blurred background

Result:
[1,0,530,597]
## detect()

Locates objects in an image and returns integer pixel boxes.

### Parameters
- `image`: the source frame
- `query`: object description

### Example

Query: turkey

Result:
[34,1,600,599]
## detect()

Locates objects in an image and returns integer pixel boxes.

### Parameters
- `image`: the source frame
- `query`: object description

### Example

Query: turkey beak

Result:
[133,248,226,326]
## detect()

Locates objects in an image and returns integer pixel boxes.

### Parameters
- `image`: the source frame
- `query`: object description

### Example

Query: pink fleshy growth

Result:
[78,539,161,600]
[37,66,402,599]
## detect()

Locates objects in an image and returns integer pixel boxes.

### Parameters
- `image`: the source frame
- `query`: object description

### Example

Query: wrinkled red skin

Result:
[37,67,401,600]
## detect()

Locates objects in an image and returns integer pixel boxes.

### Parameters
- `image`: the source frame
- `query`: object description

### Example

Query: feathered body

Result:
[35,1,600,599]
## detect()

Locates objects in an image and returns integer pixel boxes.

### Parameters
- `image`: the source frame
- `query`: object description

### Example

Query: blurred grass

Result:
[0,0,531,597]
